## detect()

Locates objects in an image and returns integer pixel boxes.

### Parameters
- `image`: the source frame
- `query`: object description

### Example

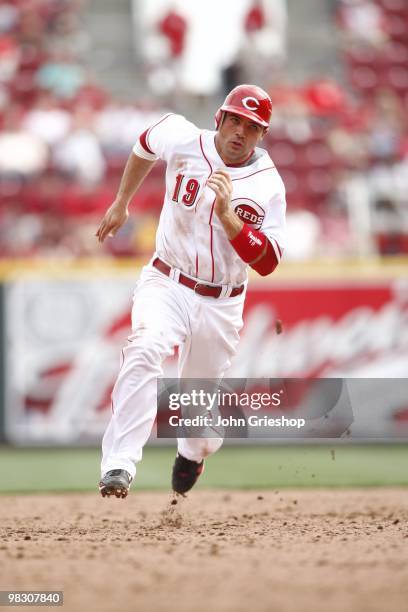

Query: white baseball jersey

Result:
[133,113,286,286]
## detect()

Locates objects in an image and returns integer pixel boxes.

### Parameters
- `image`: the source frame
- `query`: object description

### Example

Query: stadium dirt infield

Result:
[0,489,407,612]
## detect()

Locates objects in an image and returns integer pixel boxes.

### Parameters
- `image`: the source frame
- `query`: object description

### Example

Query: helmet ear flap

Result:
[215,109,222,129]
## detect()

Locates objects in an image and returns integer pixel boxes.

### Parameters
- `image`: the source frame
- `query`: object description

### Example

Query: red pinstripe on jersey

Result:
[199,134,215,280]
[208,199,216,282]
[276,240,283,258]
[269,237,283,261]
[200,133,213,174]
[231,166,275,182]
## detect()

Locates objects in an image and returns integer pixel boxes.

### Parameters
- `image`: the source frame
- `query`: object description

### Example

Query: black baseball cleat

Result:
[172,454,204,495]
[99,469,133,499]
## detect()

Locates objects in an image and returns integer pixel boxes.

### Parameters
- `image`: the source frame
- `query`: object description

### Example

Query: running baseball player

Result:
[97,84,286,498]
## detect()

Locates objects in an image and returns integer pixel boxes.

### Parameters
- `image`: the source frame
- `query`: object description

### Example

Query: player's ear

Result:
[257,126,267,142]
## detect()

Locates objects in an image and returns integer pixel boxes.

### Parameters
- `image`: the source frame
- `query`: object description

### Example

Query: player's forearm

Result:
[217,209,267,263]
[217,211,277,276]
[114,153,156,209]
[216,209,244,240]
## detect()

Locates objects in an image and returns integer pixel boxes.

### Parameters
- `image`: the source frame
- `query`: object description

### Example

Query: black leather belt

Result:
[152,257,245,298]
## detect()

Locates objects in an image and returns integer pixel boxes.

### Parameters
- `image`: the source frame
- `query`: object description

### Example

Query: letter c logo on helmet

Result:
[215,84,272,130]
[242,97,260,111]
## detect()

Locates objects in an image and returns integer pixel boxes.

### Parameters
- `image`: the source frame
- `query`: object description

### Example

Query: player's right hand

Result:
[95,202,129,243]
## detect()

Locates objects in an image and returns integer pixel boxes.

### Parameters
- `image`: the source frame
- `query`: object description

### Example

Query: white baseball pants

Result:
[101,265,245,479]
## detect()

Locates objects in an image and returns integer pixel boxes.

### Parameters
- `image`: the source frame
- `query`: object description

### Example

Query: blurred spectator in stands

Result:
[0,81,9,113]
[320,176,354,256]
[135,0,253,99]
[0,2,18,34]
[52,104,105,184]
[158,8,187,59]
[177,0,251,98]
[0,208,42,256]
[367,154,408,206]
[35,212,70,256]
[367,89,404,163]
[22,91,71,146]
[45,7,90,58]
[373,196,403,232]
[138,0,288,99]
[21,171,65,214]
[0,105,48,179]
[0,34,19,82]
[372,196,407,255]
[94,101,131,156]
[241,0,287,84]
[302,78,348,119]
[327,103,370,169]
[36,51,86,98]
[73,77,107,109]
[268,83,313,143]
[328,126,368,168]
[17,3,46,49]
[57,218,102,258]
[134,0,184,96]
[336,0,388,47]
[95,102,165,157]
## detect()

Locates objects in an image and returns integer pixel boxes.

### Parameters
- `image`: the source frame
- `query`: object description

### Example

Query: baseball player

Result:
[97,84,286,498]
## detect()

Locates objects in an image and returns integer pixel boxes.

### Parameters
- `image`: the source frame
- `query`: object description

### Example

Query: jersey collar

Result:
[201,130,267,174]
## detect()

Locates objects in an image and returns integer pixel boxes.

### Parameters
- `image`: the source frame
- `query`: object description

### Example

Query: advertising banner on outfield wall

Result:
[4,275,408,444]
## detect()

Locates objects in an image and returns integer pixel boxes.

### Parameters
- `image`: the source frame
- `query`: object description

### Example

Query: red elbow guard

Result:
[250,239,279,276]
[230,224,267,263]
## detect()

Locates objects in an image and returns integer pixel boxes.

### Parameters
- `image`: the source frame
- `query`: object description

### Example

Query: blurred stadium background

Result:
[0,0,407,492]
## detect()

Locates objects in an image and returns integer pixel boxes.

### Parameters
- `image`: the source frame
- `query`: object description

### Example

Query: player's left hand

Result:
[207,170,232,218]
[95,201,129,243]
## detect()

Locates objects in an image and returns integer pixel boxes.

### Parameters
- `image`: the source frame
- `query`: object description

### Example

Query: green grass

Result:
[0,444,407,493]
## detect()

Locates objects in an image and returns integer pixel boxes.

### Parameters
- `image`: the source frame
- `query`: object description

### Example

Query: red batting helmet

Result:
[215,84,272,130]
